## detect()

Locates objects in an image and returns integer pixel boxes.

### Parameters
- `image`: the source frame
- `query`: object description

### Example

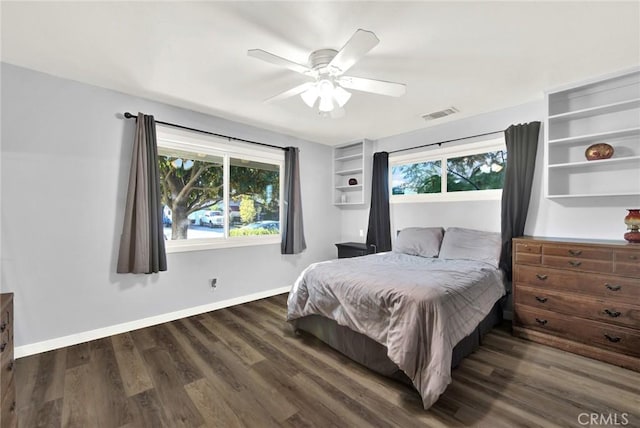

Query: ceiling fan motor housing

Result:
[308,49,339,74]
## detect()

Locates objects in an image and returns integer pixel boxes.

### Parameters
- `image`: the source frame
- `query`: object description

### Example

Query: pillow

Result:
[439,227,502,268]
[394,227,444,258]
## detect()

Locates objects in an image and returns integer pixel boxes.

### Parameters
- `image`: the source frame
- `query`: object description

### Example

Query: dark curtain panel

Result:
[366,152,392,252]
[499,122,541,280]
[281,147,306,254]
[117,113,167,274]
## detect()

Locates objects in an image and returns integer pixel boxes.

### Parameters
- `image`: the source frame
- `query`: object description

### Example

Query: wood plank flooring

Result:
[15,294,640,427]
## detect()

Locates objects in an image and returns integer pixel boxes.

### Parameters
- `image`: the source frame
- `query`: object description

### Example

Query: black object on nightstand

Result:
[335,242,370,259]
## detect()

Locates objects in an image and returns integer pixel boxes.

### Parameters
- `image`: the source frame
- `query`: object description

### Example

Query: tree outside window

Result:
[390,145,506,200]
[158,148,280,240]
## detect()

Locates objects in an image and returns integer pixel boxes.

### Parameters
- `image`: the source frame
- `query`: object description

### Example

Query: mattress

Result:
[287,252,505,409]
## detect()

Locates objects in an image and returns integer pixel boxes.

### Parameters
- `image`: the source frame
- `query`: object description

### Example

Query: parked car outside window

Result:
[199,211,224,228]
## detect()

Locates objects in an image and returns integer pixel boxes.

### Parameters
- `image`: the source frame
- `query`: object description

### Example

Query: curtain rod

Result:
[123,112,286,151]
[388,129,505,154]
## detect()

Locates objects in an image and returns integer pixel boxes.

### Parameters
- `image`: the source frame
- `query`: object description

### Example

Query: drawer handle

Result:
[9,400,15,412]
[604,334,621,343]
[0,321,5,332]
[568,260,582,267]
[0,342,6,352]
[628,254,638,260]
[535,296,548,303]
[7,359,14,371]
[603,309,621,318]
[536,274,548,280]
[605,283,621,291]
[535,318,548,325]
[568,249,582,256]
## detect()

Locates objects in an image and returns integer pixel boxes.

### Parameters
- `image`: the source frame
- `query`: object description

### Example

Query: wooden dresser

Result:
[512,237,640,371]
[0,293,15,428]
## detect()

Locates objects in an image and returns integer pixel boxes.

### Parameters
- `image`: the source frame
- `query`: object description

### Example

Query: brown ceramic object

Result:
[585,143,614,161]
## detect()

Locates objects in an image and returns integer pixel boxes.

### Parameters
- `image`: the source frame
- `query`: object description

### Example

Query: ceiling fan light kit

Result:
[248,29,406,117]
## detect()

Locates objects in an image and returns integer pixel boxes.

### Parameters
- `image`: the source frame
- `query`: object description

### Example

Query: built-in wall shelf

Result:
[335,184,363,191]
[548,98,640,122]
[333,140,372,206]
[335,168,364,176]
[547,127,640,146]
[545,67,640,199]
[548,155,640,170]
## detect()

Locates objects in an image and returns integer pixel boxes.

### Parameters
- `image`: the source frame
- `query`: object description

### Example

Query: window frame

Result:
[389,137,506,203]
[156,125,284,253]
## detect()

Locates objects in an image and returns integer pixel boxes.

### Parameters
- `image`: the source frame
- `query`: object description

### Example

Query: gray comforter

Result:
[287,252,505,409]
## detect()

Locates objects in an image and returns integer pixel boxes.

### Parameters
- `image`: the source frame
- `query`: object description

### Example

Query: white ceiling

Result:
[2,1,639,145]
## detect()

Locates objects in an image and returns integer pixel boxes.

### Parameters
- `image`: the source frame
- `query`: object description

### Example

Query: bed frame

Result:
[292,300,503,387]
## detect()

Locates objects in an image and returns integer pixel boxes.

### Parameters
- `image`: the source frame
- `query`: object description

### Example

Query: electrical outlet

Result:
[359,229,364,237]
[210,278,217,289]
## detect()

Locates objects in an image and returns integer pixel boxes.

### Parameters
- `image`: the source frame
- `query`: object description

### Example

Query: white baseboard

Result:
[15,286,291,359]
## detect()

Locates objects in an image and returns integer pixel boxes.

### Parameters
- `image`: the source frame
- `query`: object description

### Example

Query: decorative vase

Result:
[348,178,358,185]
[585,143,614,161]
[623,209,640,243]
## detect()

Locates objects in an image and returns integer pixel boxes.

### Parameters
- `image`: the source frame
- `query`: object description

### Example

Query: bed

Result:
[287,227,506,409]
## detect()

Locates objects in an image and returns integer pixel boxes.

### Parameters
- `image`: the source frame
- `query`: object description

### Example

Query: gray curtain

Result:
[366,152,392,253]
[117,113,167,274]
[281,147,306,254]
[499,122,541,281]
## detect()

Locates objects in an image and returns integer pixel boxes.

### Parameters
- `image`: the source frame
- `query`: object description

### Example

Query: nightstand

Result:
[335,242,370,259]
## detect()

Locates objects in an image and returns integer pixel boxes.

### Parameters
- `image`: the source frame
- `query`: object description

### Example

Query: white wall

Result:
[340,100,637,243]
[1,63,340,354]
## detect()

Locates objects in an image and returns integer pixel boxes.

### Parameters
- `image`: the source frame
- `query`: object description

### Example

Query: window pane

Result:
[158,148,224,240]
[446,150,506,192]
[229,158,280,237]
[391,160,442,195]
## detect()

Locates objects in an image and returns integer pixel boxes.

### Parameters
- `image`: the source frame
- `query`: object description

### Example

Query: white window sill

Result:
[165,235,281,253]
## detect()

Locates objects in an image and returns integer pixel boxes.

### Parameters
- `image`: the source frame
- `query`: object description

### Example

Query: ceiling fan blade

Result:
[338,76,406,97]
[265,82,314,103]
[248,49,312,75]
[329,29,379,73]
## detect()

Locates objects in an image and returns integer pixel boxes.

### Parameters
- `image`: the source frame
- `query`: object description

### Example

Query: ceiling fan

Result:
[248,29,406,118]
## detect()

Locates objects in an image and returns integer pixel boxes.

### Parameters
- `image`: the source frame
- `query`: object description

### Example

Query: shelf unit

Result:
[332,140,371,206]
[545,68,640,200]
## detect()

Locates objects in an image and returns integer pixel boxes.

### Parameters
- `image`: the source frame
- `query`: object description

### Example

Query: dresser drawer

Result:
[0,375,16,428]
[515,265,640,301]
[614,249,640,276]
[0,353,13,405]
[514,285,640,329]
[515,242,541,255]
[515,305,640,357]
[542,245,613,261]
[0,302,12,367]
[542,255,613,273]
[515,252,541,265]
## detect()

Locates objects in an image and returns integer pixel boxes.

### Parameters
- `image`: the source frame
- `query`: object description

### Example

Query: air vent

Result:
[422,107,459,121]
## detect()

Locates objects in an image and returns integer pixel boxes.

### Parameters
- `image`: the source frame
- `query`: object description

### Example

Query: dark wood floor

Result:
[15,293,640,427]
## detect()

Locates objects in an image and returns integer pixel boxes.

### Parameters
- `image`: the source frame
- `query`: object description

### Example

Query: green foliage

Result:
[392,150,506,195]
[446,151,506,192]
[392,161,442,195]
[230,228,278,236]
[158,154,280,239]
[239,195,256,224]
[158,156,223,215]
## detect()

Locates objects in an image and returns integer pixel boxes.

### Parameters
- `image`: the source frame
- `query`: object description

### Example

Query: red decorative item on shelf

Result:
[348,178,358,185]
[623,209,640,243]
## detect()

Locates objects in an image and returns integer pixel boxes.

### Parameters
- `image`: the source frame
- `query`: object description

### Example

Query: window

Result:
[390,137,506,202]
[156,125,283,252]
